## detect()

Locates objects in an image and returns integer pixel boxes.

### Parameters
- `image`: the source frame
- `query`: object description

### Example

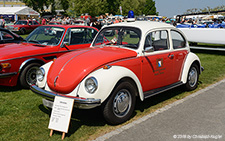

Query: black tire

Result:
[102,81,136,125]
[19,63,41,89]
[185,63,199,91]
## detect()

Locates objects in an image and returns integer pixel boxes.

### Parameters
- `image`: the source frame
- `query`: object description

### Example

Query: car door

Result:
[59,27,98,51]
[170,30,189,82]
[141,30,174,92]
[32,20,40,30]
[27,20,33,32]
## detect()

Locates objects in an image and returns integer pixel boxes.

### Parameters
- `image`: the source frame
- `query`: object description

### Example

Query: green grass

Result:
[20,34,29,39]
[0,49,225,140]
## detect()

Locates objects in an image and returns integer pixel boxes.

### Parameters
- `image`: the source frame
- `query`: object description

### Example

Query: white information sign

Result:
[48,96,74,133]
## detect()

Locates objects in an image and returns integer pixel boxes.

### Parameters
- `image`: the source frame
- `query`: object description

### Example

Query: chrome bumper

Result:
[30,85,101,109]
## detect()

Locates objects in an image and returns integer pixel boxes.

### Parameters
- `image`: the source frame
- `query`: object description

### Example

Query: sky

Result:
[155,0,225,17]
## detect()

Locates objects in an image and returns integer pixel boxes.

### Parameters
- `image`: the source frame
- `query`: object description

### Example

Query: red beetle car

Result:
[5,20,41,34]
[32,21,204,124]
[0,25,98,88]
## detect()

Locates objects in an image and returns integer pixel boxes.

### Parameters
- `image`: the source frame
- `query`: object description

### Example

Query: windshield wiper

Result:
[28,40,41,44]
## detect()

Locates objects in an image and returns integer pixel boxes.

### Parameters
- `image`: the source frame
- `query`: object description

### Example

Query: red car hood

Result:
[47,47,138,94]
[0,42,47,61]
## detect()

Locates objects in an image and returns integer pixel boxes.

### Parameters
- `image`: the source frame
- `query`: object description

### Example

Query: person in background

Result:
[0,16,5,28]
[41,17,46,25]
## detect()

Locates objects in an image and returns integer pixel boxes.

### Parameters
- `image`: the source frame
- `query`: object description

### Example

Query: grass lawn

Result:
[0,48,225,140]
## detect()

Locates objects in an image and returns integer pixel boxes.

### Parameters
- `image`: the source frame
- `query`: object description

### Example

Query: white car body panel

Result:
[179,28,225,45]
[181,52,201,83]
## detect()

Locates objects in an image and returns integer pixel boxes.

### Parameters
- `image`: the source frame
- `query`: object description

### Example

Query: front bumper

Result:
[30,85,101,109]
[0,72,17,78]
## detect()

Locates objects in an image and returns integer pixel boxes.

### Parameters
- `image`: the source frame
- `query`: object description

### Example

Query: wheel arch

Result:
[114,77,139,97]
[104,67,144,102]
[18,58,45,75]
[181,52,201,84]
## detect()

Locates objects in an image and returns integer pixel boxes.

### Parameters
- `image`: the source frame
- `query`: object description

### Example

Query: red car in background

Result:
[5,20,41,34]
[0,25,98,88]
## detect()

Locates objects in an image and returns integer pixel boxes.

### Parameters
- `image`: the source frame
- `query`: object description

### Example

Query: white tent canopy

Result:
[0,6,39,16]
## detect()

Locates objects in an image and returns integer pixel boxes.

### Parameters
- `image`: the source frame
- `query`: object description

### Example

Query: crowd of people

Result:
[2,13,225,30]
[38,15,124,30]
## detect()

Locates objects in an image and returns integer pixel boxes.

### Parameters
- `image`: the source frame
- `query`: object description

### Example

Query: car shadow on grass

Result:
[38,104,107,137]
[0,85,22,92]
[37,83,202,138]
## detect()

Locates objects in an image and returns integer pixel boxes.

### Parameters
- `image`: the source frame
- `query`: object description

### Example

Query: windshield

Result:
[15,21,27,25]
[26,26,65,46]
[93,27,141,49]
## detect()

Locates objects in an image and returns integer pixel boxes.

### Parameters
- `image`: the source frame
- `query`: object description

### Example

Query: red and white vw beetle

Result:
[31,21,203,124]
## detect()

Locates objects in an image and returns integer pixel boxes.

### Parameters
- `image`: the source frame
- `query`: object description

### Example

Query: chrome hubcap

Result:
[188,67,197,87]
[113,89,131,117]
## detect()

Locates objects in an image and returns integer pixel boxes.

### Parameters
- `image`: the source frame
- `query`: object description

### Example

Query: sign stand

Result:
[49,129,66,140]
[48,96,74,140]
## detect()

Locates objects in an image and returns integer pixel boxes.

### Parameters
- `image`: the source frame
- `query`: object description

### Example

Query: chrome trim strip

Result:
[144,81,183,99]
[30,85,101,105]
[0,72,17,78]
[0,50,77,62]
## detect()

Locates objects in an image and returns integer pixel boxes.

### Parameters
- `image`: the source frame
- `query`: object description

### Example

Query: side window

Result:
[83,28,98,43]
[171,30,186,49]
[2,31,14,40]
[70,28,85,45]
[144,30,169,51]
[33,21,39,25]
[63,29,70,44]
[29,21,32,25]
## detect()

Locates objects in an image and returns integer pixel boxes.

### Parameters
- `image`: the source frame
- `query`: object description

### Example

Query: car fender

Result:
[181,52,201,84]
[36,61,53,88]
[76,66,144,103]
[18,58,45,74]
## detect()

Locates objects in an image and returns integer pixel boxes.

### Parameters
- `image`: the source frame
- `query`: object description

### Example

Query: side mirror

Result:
[62,42,70,50]
[63,42,69,47]
[143,46,154,53]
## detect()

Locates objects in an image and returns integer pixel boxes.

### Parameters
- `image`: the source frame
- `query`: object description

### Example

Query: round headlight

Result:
[36,67,45,82]
[85,77,98,94]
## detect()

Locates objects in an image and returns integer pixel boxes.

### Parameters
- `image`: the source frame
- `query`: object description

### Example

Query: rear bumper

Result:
[30,85,101,109]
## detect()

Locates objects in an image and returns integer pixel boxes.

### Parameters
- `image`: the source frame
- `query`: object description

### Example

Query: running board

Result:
[144,81,183,99]
[190,46,225,51]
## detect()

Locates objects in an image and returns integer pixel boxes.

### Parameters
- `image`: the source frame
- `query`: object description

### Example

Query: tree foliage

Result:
[22,0,157,17]
[70,0,157,16]
[22,0,47,13]
[185,5,225,14]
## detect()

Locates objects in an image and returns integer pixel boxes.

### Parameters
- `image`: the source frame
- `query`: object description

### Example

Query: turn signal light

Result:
[103,65,111,69]
[1,63,11,69]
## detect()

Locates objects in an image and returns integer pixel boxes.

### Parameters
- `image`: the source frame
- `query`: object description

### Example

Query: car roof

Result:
[42,25,98,30]
[106,21,174,31]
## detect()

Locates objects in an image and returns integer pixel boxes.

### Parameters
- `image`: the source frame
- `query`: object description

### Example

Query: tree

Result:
[105,0,120,15]
[22,0,47,13]
[142,0,157,15]
[22,0,158,17]
[69,0,107,17]
[22,0,69,15]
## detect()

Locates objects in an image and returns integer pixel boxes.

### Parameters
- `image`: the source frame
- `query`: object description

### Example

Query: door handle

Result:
[168,54,174,59]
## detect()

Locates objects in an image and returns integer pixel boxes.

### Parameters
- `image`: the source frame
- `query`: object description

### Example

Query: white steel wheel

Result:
[185,63,199,91]
[113,89,132,118]
[102,81,136,125]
